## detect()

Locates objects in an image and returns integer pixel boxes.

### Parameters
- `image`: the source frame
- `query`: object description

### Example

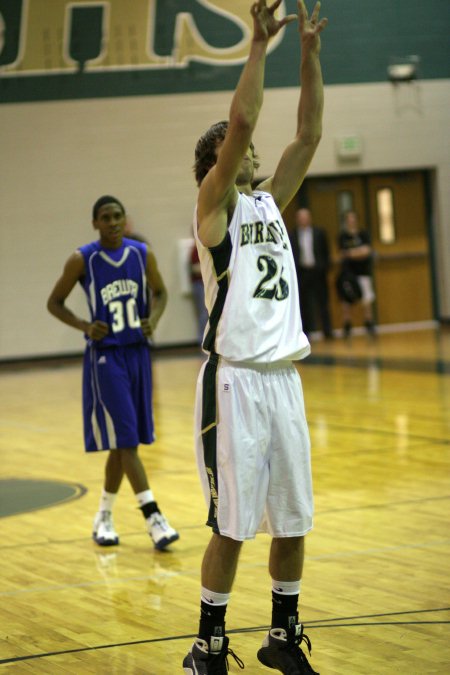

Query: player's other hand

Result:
[140,317,155,337]
[87,320,109,340]
[298,0,328,52]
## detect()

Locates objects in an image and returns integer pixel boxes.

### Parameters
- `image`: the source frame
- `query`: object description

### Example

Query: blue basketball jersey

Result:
[79,237,149,347]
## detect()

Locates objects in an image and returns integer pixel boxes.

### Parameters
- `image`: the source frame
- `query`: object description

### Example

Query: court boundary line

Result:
[1,607,448,665]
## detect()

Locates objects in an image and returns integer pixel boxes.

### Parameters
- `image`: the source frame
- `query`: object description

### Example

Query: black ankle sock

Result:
[271,591,299,633]
[198,600,227,641]
[140,501,159,519]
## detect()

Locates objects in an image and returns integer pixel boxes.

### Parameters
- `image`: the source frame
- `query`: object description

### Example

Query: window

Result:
[376,188,396,243]
[337,191,353,229]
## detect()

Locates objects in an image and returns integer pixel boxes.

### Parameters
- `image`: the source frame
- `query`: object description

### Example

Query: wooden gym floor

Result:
[1,327,449,674]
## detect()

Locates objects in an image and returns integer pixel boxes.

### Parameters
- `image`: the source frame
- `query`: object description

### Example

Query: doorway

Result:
[284,170,434,331]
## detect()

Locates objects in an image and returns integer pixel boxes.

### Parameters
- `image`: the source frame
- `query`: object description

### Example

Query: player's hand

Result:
[87,320,109,340]
[140,317,156,337]
[298,0,328,53]
[251,0,297,42]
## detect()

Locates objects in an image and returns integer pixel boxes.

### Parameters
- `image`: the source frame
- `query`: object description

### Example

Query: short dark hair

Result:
[193,121,260,187]
[92,195,125,220]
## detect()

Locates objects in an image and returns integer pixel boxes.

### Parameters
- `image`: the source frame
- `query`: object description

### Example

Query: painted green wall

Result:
[1,0,449,103]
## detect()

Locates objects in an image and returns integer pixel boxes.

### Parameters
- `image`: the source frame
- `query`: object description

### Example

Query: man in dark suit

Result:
[290,207,333,339]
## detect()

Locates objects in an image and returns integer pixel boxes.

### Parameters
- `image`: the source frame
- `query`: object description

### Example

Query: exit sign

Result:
[336,135,363,160]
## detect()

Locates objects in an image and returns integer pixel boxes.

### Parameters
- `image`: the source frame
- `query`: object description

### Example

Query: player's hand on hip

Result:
[140,317,155,338]
[88,320,109,340]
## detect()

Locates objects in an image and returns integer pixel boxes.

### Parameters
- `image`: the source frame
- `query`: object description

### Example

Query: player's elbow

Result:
[299,124,322,145]
[47,296,62,316]
[154,287,168,304]
[231,111,257,137]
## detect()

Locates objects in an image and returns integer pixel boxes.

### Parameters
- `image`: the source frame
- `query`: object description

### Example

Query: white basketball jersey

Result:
[194,190,310,363]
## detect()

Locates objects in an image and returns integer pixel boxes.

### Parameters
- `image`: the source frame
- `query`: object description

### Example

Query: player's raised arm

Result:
[259,0,328,211]
[197,0,297,248]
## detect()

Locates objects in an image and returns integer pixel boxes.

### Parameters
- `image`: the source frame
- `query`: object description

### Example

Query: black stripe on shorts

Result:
[201,353,220,533]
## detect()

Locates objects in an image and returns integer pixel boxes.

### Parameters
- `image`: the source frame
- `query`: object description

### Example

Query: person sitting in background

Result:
[290,207,333,340]
[124,214,149,244]
[338,209,376,338]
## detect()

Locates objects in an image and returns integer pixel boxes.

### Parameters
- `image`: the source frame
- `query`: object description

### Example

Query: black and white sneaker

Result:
[257,624,319,674]
[147,512,179,550]
[183,636,244,674]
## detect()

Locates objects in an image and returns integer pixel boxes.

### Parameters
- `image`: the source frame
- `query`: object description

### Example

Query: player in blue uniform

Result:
[47,195,179,551]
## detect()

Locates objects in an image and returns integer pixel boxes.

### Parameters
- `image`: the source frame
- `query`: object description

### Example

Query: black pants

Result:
[298,267,332,338]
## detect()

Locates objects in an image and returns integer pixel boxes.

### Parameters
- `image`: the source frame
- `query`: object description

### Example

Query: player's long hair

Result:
[193,120,259,187]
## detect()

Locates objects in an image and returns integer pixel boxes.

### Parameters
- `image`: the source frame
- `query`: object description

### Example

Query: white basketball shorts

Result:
[194,355,314,541]
[357,275,376,304]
